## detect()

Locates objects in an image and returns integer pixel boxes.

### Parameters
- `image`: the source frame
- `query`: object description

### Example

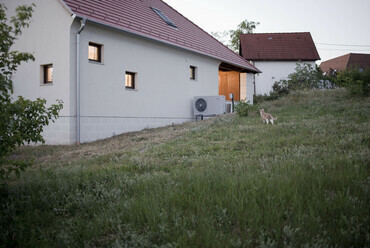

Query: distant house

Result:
[320,53,370,76]
[239,32,320,95]
[6,0,259,144]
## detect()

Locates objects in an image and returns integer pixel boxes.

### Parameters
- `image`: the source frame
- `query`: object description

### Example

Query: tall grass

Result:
[1,89,369,247]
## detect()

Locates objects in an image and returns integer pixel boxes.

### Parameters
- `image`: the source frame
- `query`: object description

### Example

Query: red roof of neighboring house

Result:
[62,0,259,73]
[240,32,320,61]
[320,53,370,74]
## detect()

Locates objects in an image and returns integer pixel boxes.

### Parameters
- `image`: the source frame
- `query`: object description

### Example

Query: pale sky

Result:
[163,0,370,64]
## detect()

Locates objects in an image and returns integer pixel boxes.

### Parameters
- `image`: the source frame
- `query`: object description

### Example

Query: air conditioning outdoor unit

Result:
[193,95,226,116]
[225,101,232,113]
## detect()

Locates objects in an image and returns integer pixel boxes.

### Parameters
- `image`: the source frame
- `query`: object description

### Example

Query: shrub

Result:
[254,94,269,104]
[286,63,325,90]
[334,67,370,96]
[270,79,290,99]
[234,100,253,117]
[258,63,327,103]
[0,3,63,179]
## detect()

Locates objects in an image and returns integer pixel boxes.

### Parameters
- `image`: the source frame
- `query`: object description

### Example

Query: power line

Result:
[316,42,370,47]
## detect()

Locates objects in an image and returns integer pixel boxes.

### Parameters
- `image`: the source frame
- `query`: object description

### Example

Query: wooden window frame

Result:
[88,42,102,63]
[125,71,136,89]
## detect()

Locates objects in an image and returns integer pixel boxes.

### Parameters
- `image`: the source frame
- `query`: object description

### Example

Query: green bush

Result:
[258,63,327,103]
[0,3,63,179]
[286,63,325,90]
[254,94,269,104]
[334,67,370,96]
[234,100,253,117]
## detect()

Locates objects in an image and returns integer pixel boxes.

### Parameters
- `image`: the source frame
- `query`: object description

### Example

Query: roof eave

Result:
[58,0,74,16]
[74,16,260,73]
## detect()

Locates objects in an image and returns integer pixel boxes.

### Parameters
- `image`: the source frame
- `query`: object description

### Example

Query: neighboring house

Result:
[6,0,259,144]
[239,32,320,95]
[320,53,370,76]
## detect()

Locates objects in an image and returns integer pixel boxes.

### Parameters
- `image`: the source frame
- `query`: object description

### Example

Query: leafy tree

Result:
[0,3,63,179]
[284,63,326,90]
[211,19,259,53]
[333,67,370,96]
[229,19,259,53]
[210,30,232,48]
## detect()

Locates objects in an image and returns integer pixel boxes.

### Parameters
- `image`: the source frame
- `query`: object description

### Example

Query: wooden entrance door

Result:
[219,71,240,101]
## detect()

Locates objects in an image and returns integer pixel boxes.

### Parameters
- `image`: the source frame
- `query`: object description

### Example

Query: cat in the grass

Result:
[259,109,278,125]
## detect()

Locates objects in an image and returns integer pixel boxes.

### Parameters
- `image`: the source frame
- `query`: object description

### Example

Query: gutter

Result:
[76,18,86,145]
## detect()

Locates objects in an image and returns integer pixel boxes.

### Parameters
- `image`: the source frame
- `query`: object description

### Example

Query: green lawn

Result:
[1,89,369,247]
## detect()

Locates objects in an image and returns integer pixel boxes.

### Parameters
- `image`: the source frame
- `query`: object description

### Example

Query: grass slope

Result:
[1,89,369,247]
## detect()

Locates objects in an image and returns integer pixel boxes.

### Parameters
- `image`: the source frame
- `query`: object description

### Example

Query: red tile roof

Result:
[62,0,259,73]
[320,53,370,74]
[240,32,320,61]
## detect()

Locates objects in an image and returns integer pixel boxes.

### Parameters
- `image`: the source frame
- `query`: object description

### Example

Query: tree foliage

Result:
[0,3,63,179]
[333,67,370,96]
[234,100,255,117]
[211,19,259,53]
[282,63,326,90]
[255,63,328,103]
[229,19,259,53]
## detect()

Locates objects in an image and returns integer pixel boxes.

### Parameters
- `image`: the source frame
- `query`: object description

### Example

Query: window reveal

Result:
[88,42,102,62]
[125,71,136,89]
[43,64,53,84]
[190,66,197,80]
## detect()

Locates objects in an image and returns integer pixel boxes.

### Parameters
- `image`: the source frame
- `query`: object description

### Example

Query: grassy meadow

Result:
[1,89,369,247]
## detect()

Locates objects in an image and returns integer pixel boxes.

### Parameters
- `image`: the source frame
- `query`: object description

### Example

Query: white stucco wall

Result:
[239,73,254,104]
[7,1,224,144]
[254,61,316,95]
[75,22,220,143]
[5,0,75,144]
[240,73,247,101]
[246,73,254,104]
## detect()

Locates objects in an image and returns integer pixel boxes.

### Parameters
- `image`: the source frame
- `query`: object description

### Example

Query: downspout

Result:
[76,18,86,145]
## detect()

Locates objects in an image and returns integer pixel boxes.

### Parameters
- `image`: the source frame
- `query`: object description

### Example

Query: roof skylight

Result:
[151,7,177,28]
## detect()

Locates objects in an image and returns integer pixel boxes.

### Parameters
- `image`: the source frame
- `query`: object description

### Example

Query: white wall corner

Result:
[246,73,254,105]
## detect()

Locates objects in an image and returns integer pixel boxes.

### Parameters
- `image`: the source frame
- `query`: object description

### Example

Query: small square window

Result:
[43,64,53,84]
[125,71,136,89]
[190,66,197,80]
[88,42,102,62]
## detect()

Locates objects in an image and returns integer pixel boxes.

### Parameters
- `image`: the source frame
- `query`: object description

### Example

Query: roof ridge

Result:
[320,53,347,63]
[345,53,352,68]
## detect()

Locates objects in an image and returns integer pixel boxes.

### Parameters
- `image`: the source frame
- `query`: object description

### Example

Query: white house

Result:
[239,32,320,95]
[6,0,260,144]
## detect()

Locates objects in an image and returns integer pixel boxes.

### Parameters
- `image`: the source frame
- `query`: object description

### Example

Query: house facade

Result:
[239,32,320,95]
[6,0,259,144]
[320,53,370,76]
